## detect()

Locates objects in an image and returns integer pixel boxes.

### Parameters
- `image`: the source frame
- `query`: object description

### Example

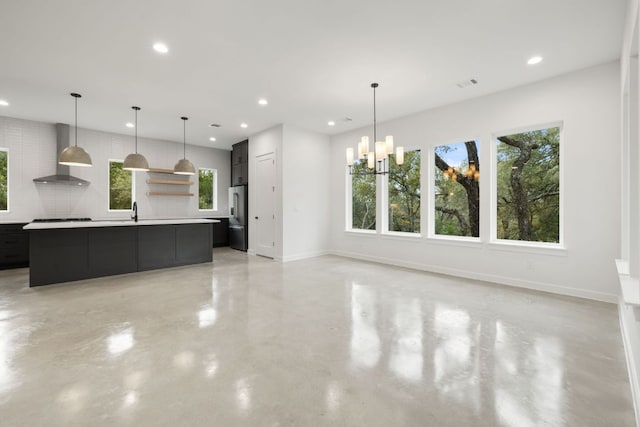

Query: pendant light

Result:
[59,93,92,167]
[123,106,150,171]
[346,83,403,175]
[174,116,195,175]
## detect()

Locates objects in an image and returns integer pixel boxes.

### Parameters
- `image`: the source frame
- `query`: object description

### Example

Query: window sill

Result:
[427,235,483,248]
[344,229,377,237]
[488,240,567,256]
[380,231,422,241]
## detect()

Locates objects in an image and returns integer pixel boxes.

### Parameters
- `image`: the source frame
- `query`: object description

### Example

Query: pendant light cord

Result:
[74,96,78,148]
[134,108,138,153]
[183,120,186,159]
[373,84,377,144]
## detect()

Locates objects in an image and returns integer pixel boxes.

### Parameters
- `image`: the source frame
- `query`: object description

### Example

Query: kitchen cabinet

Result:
[27,220,215,286]
[211,217,229,247]
[231,140,249,185]
[0,223,29,269]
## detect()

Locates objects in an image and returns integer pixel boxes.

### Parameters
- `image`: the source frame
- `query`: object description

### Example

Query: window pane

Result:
[199,168,215,210]
[388,150,420,233]
[434,141,480,237]
[351,160,376,230]
[109,161,132,210]
[496,127,560,243]
[0,151,6,211]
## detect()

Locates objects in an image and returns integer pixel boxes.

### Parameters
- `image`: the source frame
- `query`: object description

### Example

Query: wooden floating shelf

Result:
[147,179,193,186]
[148,192,194,197]
[147,168,177,174]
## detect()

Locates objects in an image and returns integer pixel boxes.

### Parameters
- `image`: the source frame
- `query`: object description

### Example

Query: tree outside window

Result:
[351,160,376,230]
[198,168,217,211]
[496,126,560,243]
[0,150,7,211]
[388,150,420,233]
[434,141,480,237]
[109,160,133,211]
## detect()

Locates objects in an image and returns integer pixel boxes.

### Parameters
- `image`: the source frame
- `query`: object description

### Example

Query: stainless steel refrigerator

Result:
[228,186,248,251]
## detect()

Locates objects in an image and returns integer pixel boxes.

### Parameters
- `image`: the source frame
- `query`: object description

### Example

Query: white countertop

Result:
[24,218,219,230]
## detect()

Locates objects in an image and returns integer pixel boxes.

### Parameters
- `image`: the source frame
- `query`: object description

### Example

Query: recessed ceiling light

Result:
[527,56,543,65]
[0,100,9,107]
[126,122,135,128]
[258,98,268,106]
[209,137,216,142]
[240,123,248,128]
[328,121,335,126]
[153,42,169,54]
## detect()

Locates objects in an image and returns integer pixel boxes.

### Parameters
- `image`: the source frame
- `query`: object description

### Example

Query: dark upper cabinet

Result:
[231,140,248,185]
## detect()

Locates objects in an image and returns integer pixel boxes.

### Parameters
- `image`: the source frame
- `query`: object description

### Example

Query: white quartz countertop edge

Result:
[24,218,219,230]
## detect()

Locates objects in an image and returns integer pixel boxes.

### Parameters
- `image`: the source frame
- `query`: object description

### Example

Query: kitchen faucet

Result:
[132,201,138,222]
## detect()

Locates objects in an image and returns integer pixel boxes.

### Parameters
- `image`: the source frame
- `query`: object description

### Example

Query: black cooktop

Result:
[32,218,92,223]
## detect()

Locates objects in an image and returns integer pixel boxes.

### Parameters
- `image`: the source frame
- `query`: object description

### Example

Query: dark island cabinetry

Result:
[28,221,213,287]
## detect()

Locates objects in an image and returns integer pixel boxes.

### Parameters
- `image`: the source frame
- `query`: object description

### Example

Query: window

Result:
[388,150,421,233]
[198,168,217,211]
[109,160,133,211]
[495,126,560,243]
[351,160,376,230]
[434,141,480,238]
[0,150,7,211]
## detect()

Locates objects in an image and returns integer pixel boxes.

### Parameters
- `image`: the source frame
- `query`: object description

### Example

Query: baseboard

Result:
[330,249,618,303]
[281,250,330,263]
[619,299,640,426]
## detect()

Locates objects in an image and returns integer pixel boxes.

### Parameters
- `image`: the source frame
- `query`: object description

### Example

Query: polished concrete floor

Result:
[0,248,634,426]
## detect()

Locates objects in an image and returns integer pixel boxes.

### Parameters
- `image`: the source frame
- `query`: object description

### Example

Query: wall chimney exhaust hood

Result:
[33,124,90,186]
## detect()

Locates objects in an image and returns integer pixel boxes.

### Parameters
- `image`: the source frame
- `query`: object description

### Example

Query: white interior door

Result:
[255,153,276,258]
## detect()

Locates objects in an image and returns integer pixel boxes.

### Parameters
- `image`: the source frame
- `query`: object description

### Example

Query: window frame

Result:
[0,148,8,213]
[107,159,135,212]
[428,138,482,242]
[346,158,378,233]
[382,148,422,237]
[490,121,564,249]
[197,167,218,212]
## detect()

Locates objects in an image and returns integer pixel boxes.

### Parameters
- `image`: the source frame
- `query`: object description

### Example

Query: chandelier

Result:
[346,83,404,175]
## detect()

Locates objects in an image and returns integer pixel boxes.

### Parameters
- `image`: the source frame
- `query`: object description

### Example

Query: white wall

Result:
[0,116,230,221]
[330,62,620,302]
[282,126,330,261]
[248,125,283,257]
[618,0,640,422]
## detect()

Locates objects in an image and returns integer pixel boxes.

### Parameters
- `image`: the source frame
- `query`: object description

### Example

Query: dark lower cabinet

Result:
[211,218,229,247]
[176,224,212,264]
[138,226,176,271]
[89,227,138,277]
[29,223,213,287]
[30,228,90,285]
[0,224,29,269]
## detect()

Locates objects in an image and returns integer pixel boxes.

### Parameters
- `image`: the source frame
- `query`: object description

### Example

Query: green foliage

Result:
[109,161,132,210]
[0,151,6,211]
[352,160,376,230]
[497,127,560,243]
[199,168,215,210]
[388,150,420,232]
[434,141,480,237]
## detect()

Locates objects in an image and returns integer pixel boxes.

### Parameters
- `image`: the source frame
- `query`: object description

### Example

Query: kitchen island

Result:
[24,219,218,287]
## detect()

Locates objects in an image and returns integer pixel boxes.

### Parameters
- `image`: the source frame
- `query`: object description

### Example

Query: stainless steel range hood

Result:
[33,124,90,186]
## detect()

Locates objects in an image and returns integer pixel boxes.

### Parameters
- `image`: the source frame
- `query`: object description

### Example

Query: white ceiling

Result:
[0,0,627,150]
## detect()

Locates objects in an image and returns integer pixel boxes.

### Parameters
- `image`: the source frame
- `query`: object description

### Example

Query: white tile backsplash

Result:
[0,115,231,221]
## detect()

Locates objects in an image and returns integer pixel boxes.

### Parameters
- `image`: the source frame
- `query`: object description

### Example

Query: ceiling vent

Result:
[456,78,478,89]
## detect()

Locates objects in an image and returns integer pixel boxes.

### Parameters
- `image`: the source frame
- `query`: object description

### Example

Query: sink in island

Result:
[24,219,219,287]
